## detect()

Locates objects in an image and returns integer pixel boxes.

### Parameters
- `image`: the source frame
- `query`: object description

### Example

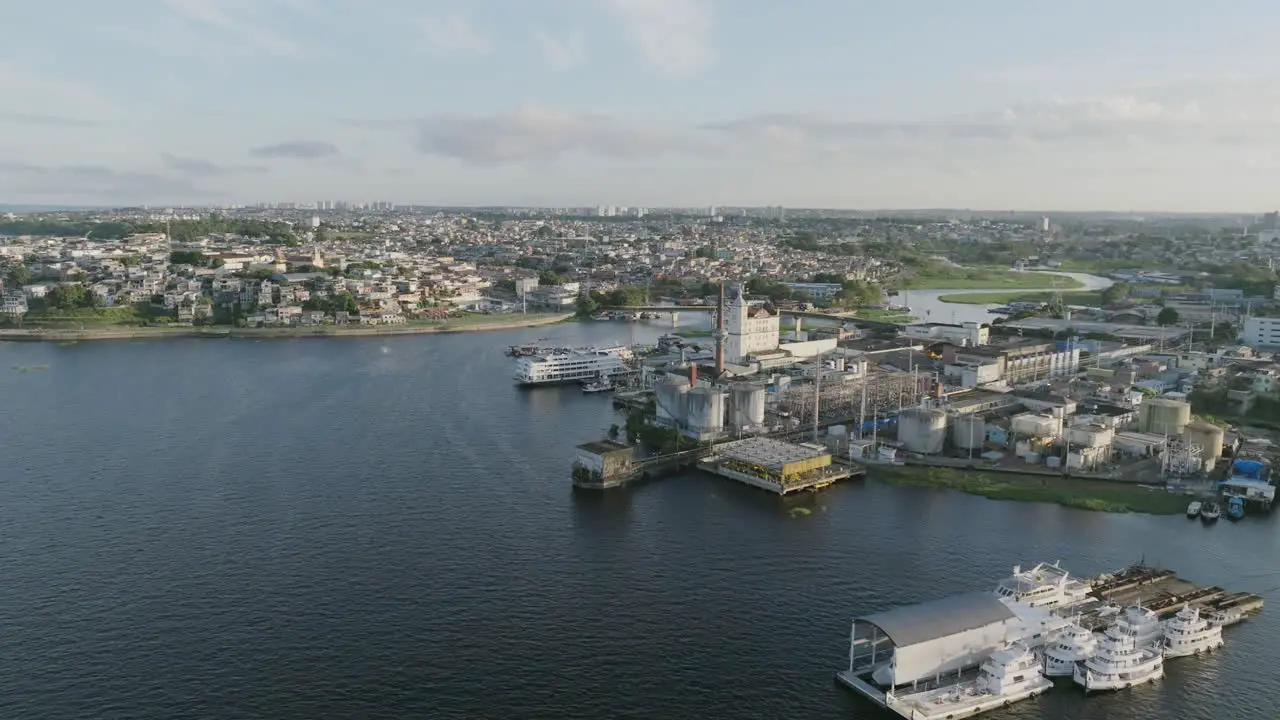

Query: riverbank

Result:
[0,313,573,342]
[868,465,1188,515]
[898,268,1087,291]
[937,290,1104,306]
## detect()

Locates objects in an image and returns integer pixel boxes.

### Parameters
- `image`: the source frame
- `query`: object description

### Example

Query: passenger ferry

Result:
[1162,604,1224,658]
[892,644,1051,719]
[993,562,1092,610]
[1073,607,1164,692]
[514,345,632,386]
[1042,622,1098,677]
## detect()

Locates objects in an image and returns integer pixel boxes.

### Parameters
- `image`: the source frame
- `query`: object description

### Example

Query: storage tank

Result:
[1046,455,1062,470]
[685,386,726,436]
[1011,413,1062,439]
[655,376,691,425]
[1068,424,1115,448]
[728,384,766,430]
[1184,421,1225,463]
[1140,398,1191,436]
[897,407,947,455]
[952,415,986,451]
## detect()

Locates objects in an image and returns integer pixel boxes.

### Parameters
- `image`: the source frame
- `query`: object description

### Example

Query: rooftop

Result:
[856,592,1017,648]
[717,437,829,471]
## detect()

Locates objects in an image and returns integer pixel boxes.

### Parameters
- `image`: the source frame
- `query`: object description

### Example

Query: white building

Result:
[725,284,780,362]
[902,322,989,347]
[1240,316,1280,349]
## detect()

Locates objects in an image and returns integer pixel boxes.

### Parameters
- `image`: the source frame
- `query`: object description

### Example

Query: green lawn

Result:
[852,308,919,323]
[937,290,1104,306]
[870,466,1188,515]
[899,268,1085,291]
[20,304,171,325]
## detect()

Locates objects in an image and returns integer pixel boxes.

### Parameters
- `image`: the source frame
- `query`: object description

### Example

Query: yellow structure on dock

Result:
[698,437,857,494]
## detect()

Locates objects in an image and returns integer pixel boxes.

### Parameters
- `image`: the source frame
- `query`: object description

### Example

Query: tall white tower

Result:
[724,284,780,363]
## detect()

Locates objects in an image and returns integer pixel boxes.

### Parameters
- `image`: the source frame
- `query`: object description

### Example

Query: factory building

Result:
[901,322,989,347]
[946,341,1080,386]
[725,284,780,362]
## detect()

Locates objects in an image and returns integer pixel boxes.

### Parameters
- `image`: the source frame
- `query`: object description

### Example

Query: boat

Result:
[1162,604,1224,658]
[581,379,614,394]
[514,344,632,386]
[892,643,1052,718]
[993,562,1092,609]
[1072,609,1164,693]
[988,306,1014,315]
[1043,622,1098,677]
[1200,501,1221,522]
[1227,496,1245,520]
[1113,605,1164,648]
[1186,500,1202,518]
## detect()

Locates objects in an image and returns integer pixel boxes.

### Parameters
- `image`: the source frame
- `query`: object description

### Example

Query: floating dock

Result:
[836,562,1264,719]
[697,437,863,494]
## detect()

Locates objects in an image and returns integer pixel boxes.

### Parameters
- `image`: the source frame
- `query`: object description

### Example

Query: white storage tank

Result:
[1011,413,1062,439]
[952,415,986,451]
[655,376,691,425]
[1139,398,1191,436]
[686,386,726,436]
[898,407,947,455]
[1067,424,1115,448]
[1046,455,1062,470]
[729,384,767,430]
[1184,421,1225,463]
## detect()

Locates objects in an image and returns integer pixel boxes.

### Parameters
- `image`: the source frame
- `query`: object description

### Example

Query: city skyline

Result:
[3,0,1280,211]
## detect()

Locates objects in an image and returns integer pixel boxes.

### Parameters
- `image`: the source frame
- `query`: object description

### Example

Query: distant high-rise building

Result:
[310,216,321,229]
[634,207,647,218]
[596,205,608,217]
[1041,216,1051,232]
[1261,211,1279,230]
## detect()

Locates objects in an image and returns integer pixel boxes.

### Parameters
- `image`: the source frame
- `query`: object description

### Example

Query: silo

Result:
[686,386,726,436]
[1184,421,1225,463]
[729,384,766,430]
[655,375,691,425]
[953,414,986,451]
[1140,398,1192,436]
[897,407,947,455]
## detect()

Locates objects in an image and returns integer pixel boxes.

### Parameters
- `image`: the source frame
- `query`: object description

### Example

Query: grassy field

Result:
[936,290,1104,306]
[870,466,1189,515]
[899,268,1086,291]
[20,305,170,325]
[852,308,919,323]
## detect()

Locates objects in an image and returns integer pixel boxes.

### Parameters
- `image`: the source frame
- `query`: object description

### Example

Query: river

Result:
[1,320,1275,720]
[890,271,1116,325]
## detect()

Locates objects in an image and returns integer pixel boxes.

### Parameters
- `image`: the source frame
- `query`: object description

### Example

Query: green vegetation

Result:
[1156,307,1180,326]
[1191,389,1280,432]
[18,303,172,325]
[871,466,1188,515]
[937,290,1103,306]
[850,308,918,323]
[900,266,1085,291]
[0,217,297,244]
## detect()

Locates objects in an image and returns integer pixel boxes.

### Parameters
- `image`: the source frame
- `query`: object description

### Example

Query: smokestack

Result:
[688,363,698,388]
[714,282,726,378]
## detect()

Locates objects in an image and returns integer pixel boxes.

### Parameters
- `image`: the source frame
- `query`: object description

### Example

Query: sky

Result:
[2,0,1280,211]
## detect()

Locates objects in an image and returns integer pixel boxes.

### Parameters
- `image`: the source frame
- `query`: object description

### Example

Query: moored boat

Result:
[1162,604,1224,658]
[1072,610,1164,693]
[1043,622,1098,677]
[1186,500,1202,518]
[1200,501,1221,522]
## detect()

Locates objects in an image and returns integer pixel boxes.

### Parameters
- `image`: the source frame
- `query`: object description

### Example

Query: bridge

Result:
[606,306,907,329]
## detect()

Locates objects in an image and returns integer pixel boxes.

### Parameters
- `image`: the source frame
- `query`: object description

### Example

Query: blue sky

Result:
[2,0,1279,210]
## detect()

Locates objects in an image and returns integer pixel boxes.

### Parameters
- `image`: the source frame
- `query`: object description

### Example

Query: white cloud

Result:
[607,0,713,75]
[164,0,305,58]
[417,11,492,58]
[533,27,587,71]
[416,104,692,163]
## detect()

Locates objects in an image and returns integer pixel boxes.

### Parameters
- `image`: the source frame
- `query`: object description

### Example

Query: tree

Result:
[575,293,599,317]
[47,283,87,310]
[1100,282,1130,307]
[5,264,32,288]
[169,250,208,266]
[1157,307,1180,326]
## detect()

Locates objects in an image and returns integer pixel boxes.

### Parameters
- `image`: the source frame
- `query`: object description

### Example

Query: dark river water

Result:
[1,320,1276,720]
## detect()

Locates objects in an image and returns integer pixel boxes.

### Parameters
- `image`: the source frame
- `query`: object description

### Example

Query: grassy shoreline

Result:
[868,466,1188,515]
[937,290,1104,306]
[899,269,1086,291]
[0,313,573,342]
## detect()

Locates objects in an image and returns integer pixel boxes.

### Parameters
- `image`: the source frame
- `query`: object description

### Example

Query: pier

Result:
[1078,563,1265,628]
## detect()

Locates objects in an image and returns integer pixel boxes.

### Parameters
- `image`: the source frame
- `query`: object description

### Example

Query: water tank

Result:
[952,415,986,450]
[1011,413,1061,438]
[686,386,726,435]
[1184,421,1225,462]
[728,384,766,430]
[1140,398,1191,436]
[1046,455,1062,470]
[897,408,947,455]
[655,376,691,425]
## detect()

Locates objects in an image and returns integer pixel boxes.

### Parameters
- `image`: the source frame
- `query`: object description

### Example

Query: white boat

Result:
[1073,608,1164,692]
[1162,604,1224,658]
[993,562,1092,609]
[581,379,614,394]
[1186,500,1202,518]
[893,644,1051,719]
[514,344,632,386]
[1043,622,1098,677]
[1200,501,1221,522]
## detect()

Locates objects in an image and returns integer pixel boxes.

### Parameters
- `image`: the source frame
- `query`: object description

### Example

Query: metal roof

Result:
[856,592,1016,648]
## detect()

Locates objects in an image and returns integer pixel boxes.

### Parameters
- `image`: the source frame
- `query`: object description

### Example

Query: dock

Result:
[697,437,864,495]
[1077,563,1265,629]
[836,561,1264,719]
